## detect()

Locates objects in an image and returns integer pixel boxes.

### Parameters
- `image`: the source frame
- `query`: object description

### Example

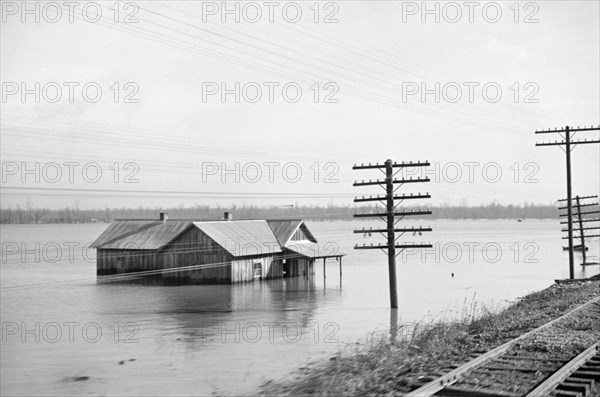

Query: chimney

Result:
[159,212,168,222]
[223,211,232,221]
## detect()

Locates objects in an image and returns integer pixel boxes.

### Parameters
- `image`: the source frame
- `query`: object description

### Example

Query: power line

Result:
[57,2,544,133]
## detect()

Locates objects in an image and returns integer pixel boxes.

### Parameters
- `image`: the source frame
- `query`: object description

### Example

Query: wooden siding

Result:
[231,256,282,283]
[289,223,317,243]
[97,226,283,284]
[161,225,233,284]
[290,228,308,242]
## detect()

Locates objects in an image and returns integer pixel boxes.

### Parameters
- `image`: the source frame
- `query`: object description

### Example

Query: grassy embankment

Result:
[261,278,600,396]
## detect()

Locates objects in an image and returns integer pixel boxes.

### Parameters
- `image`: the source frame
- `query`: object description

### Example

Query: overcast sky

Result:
[1,0,599,209]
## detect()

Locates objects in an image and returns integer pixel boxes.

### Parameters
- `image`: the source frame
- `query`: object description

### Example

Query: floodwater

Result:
[1,220,598,396]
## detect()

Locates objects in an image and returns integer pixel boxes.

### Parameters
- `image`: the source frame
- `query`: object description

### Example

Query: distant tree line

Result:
[0,202,561,224]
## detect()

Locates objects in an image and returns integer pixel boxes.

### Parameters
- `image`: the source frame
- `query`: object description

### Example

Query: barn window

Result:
[253,262,262,278]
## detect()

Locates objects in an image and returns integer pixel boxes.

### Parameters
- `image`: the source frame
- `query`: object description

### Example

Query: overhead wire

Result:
[32,1,544,133]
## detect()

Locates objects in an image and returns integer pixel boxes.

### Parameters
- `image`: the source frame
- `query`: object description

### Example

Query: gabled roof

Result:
[92,218,340,258]
[267,220,317,246]
[194,220,281,257]
[93,220,193,250]
[267,220,303,246]
[93,220,157,248]
[93,219,282,257]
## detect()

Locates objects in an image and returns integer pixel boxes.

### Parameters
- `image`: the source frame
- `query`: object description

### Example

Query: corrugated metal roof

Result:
[92,220,157,248]
[267,220,303,246]
[194,220,281,257]
[93,220,193,250]
[93,219,321,257]
[284,241,344,259]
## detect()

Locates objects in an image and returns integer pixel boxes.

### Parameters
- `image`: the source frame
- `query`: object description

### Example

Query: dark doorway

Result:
[283,259,297,278]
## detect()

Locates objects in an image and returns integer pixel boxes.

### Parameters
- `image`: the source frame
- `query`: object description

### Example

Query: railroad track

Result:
[529,342,599,397]
[404,296,600,397]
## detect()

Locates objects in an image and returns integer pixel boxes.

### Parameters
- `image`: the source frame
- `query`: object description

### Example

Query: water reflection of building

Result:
[134,277,330,350]
[93,213,344,284]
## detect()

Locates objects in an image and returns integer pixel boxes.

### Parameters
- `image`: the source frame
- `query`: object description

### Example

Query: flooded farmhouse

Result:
[93,213,343,284]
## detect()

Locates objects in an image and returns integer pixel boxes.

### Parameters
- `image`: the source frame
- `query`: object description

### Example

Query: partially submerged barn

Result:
[92,213,343,284]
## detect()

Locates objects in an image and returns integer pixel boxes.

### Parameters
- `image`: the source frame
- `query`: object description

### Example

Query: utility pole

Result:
[559,194,600,266]
[565,126,574,277]
[385,160,397,307]
[353,159,432,308]
[535,125,600,278]
[576,196,586,264]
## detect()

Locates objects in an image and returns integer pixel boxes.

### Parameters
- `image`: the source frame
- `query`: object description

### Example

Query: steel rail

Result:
[404,296,600,397]
[525,342,599,397]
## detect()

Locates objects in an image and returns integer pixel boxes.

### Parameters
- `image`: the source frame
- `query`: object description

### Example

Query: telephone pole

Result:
[559,195,600,265]
[535,125,600,278]
[353,159,432,308]
[575,196,586,264]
